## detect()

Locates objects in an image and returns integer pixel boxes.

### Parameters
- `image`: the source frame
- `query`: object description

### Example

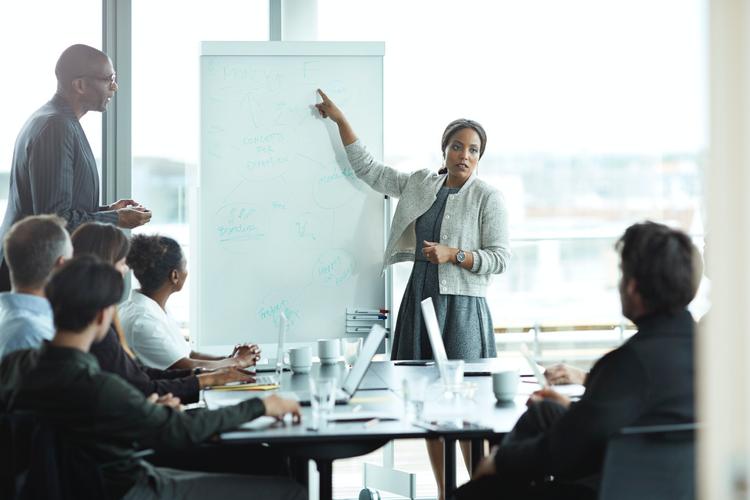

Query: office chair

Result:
[0,412,106,500]
[599,423,697,500]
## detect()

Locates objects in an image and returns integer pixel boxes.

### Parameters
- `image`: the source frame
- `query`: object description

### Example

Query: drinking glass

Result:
[440,360,465,397]
[342,337,363,368]
[402,376,428,422]
[309,376,336,429]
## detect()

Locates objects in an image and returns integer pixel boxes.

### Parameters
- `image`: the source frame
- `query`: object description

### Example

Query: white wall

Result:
[703,0,750,497]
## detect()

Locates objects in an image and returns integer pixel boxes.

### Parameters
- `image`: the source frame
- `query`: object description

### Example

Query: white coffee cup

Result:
[492,370,520,402]
[289,346,312,374]
[317,338,341,364]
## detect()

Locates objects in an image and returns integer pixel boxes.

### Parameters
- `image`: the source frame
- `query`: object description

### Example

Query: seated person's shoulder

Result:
[119,299,157,330]
[0,323,50,358]
[583,343,648,394]
[0,348,40,373]
[91,370,154,408]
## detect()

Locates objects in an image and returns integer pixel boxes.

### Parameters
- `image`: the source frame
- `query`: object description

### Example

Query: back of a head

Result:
[71,222,129,264]
[4,215,70,290]
[55,44,108,90]
[617,221,703,314]
[45,256,124,333]
[127,234,183,294]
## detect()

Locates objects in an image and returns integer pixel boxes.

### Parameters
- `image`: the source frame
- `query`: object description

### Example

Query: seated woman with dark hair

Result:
[72,222,253,403]
[120,233,260,371]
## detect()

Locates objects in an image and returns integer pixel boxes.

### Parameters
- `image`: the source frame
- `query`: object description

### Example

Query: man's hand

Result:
[197,367,256,388]
[422,241,456,265]
[117,206,152,229]
[472,448,498,480]
[544,363,587,385]
[147,392,183,411]
[108,198,139,211]
[527,387,572,409]
[262,394,301,423]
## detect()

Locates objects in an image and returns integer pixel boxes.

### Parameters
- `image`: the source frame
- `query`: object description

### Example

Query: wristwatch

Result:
[455,250,466,265]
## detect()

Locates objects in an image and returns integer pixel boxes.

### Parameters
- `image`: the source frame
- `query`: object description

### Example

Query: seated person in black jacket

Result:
[72,222,291,477]
[0,256,306,500]
[455,221,701,500]
[71,222,256,403]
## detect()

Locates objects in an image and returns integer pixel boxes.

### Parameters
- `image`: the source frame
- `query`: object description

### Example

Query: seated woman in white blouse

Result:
[120,234,260,371]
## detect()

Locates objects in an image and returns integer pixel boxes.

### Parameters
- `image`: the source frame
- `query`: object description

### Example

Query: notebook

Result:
[213,312,286,389]
[519,343,548,387]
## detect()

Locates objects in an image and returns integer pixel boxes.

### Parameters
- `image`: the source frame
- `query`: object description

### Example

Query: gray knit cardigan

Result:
[345,140,511,297]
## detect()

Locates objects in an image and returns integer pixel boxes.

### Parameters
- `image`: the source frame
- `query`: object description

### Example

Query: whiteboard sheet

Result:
[197,42,386,347]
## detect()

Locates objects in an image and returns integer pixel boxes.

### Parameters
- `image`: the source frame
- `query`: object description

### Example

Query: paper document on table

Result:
[349,395,393,405]
[211,383,279,391]
[238,416,279,430]
[327,412,399,422]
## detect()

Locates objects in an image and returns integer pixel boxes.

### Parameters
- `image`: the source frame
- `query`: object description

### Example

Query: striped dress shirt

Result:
[0,93,118,263]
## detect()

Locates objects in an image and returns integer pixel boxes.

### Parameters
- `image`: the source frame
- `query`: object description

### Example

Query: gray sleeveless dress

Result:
[390,186,497,361]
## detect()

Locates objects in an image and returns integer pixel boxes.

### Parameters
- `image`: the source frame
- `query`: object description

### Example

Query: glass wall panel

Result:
[130,0,268,324]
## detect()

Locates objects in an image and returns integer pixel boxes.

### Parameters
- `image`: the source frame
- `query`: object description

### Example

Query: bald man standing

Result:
[0,44,152,291]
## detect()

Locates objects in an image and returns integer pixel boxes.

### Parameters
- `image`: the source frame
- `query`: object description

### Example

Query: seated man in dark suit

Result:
[0,256,306,500]
[455,221,701,500]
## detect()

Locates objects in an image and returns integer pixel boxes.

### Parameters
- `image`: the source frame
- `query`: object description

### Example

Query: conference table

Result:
[203,359,555,500]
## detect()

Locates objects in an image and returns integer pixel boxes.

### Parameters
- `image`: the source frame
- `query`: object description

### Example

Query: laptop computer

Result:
[420,297,494,376]
[297,324,387,406]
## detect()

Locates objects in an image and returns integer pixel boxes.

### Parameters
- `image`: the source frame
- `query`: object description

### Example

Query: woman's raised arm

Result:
[315,88,358,146]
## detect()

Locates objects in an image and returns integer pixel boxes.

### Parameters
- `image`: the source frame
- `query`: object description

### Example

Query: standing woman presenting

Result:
[316,90,510,500]
[315,89,510,360]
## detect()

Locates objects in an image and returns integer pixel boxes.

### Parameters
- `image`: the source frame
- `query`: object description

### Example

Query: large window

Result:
[130,0,268,324]
[319,0,708,329]
[0,1,102,221]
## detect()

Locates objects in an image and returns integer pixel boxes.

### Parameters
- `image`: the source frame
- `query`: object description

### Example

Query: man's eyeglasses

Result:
[78,73,118,86]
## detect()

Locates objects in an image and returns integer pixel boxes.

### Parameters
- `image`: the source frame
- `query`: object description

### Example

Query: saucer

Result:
[493,392,516,403]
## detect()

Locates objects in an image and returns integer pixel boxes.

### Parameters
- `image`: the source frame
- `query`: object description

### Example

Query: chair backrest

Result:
[0,412,105,500]
[599,423,697,500]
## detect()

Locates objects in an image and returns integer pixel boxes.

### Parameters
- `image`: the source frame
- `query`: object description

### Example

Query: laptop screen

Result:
[420,297,449,368]
[341,324,387,396]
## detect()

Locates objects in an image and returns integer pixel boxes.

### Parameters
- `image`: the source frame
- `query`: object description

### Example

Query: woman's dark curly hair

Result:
[127,234,184,294]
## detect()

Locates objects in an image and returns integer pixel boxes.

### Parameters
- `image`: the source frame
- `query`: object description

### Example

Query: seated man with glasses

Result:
[0,43,152,291]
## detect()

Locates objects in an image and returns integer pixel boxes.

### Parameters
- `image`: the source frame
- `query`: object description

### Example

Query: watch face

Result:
[456,250,466,263]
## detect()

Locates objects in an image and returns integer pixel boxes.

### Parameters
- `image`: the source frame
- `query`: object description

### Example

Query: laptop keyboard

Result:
[254,374,277,385]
